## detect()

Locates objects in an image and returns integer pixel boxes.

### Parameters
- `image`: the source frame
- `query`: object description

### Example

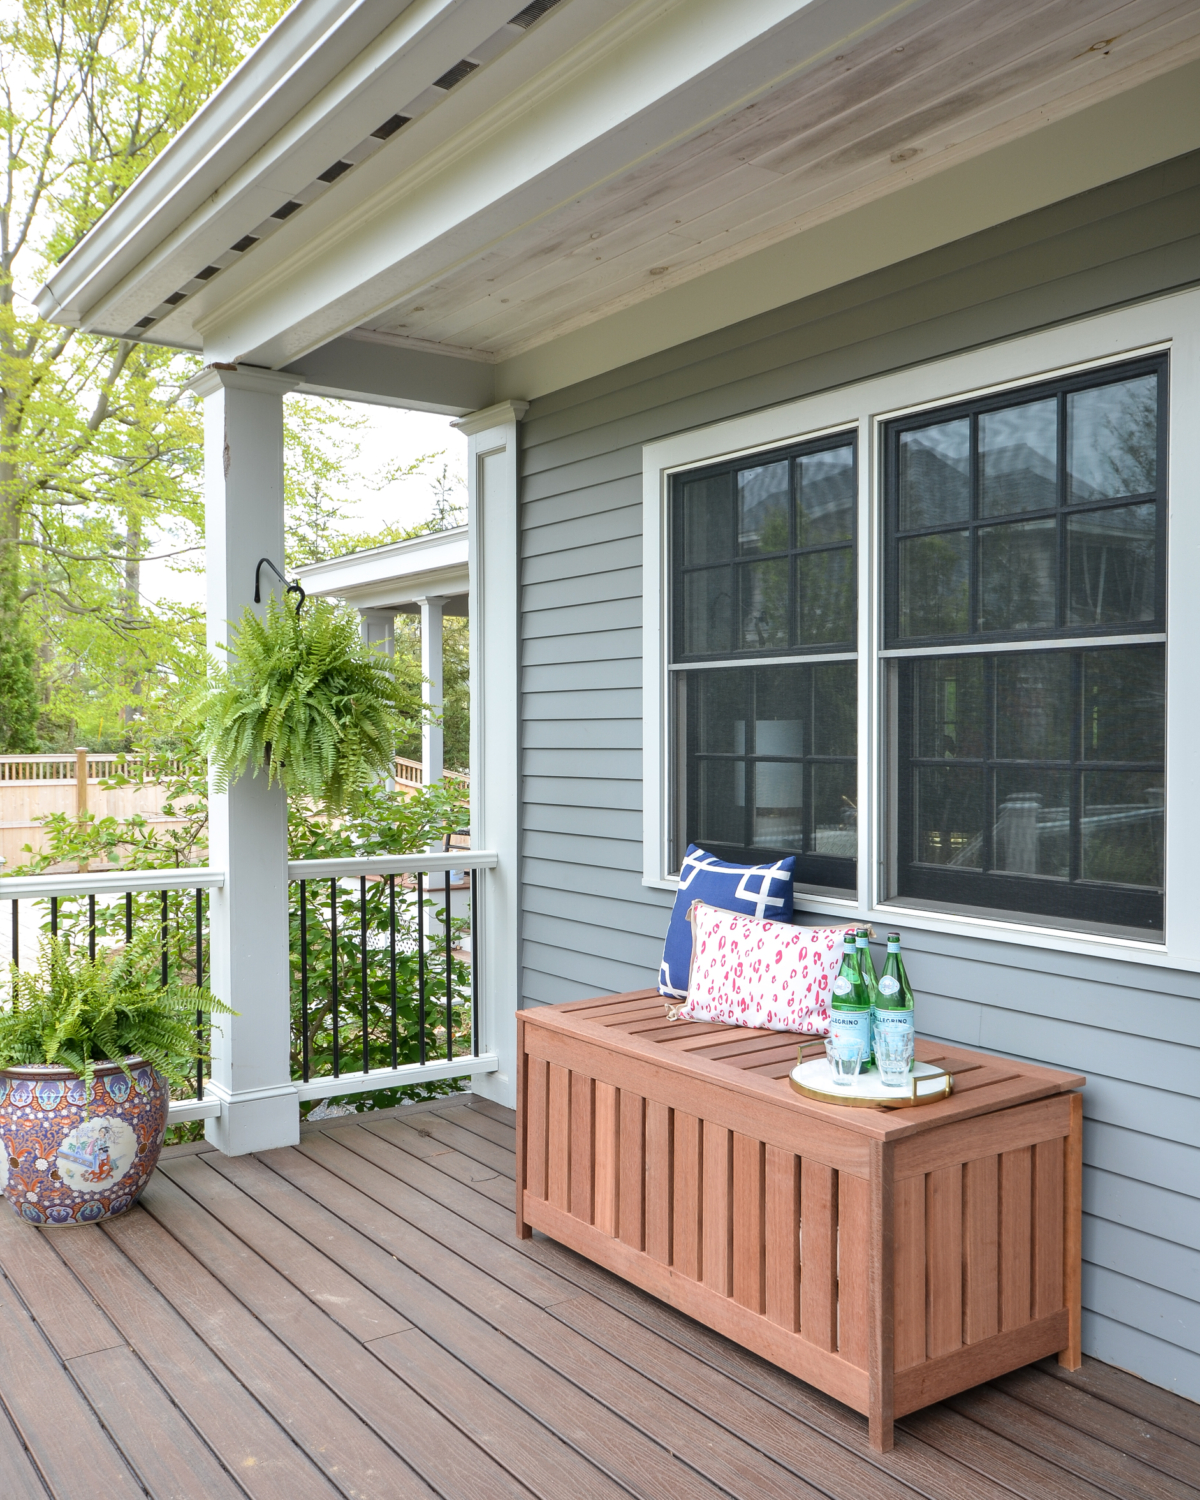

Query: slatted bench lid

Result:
[521,989,1085,1141]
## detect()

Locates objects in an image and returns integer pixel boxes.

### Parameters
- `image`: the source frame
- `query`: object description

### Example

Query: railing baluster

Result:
[125,891,133,945]
[88,893,96,961]
[11,897,18,969]
[160,889,169,987]
[444,868,453,1062]
[331,877,340,1078]
[50,895,58,937]
[195,887,204,1101]
[417,871,426,1066]
[360,875,369,1076]
[299,880,310,1083]
[471,867,479,1058]
[388,875,397,1069]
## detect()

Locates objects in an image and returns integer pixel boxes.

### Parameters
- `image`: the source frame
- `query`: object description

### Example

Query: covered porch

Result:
[2,1090,1195,1500]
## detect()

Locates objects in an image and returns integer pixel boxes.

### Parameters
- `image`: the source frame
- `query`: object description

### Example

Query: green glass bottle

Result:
[873,931,915,1069]
[855,928,879,1004]
[829,930,873,1066]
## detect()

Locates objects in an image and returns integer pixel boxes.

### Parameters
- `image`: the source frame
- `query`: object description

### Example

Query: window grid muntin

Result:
[679,661,857,888]
[671,431,857,664]
[884,356,1167,649]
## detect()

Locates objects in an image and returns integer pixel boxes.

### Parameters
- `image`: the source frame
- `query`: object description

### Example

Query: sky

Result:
[140,400,467,608]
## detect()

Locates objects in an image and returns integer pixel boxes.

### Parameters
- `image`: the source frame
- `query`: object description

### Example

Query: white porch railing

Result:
[0,850,498,1131]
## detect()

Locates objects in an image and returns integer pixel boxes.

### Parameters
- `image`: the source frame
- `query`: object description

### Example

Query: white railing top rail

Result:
[288,850,496,881]
[0,868,224,900]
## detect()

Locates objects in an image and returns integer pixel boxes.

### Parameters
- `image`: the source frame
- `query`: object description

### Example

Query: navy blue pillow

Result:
[658,844,796,998]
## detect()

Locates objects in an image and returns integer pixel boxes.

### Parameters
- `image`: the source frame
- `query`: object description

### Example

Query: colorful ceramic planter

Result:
[0,1059,169,1225]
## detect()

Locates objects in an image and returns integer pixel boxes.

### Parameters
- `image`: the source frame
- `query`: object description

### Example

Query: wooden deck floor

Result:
[0,1095,1196,1500]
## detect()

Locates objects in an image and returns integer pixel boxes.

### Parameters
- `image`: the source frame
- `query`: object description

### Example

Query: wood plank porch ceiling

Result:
[0,1093,1195,1499]
[354,0,1200,362]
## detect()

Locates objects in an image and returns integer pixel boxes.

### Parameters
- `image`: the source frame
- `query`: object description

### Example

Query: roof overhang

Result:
[38,0,1200,409]
[296,525,469,610]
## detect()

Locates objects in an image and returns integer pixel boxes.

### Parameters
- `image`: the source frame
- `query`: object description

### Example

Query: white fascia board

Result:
[295,527,470,605]
[36,0,525,332]
[192,0,918,366]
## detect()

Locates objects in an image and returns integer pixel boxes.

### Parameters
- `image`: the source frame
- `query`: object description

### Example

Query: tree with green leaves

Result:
[0,0,290,750]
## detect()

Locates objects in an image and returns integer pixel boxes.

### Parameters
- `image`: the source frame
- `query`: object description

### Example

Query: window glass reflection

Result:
[797,548,853,644]
[737,462,789,555]
[1066,502,1156,627]
[978,518,1056,632]
[979,399,1057,516]
[739,559,789,649]
[682,474,732,565]
[915,767,985,868]
[1082,647,1164,762]
[993,769,1070,878]
[994,654,1071,761]
[899,531,969,637]
[796,446,854,544]
[683,567,732,655]
[916,656,984,759]
[1068,376,1157,502]
[899,419,969,528]
[1081,771,1163,888]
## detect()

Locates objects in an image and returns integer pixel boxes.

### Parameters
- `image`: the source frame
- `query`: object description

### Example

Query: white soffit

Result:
[294,525,469,609]
[38,0,1200,374]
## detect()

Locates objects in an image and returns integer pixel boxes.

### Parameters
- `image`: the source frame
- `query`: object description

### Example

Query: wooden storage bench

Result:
[516,989,1084,1452]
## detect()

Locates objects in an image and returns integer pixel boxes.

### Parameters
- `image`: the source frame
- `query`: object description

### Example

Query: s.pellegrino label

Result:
[830,930,872,1065]
[872,931,915,1068]
[855,927,879,1004]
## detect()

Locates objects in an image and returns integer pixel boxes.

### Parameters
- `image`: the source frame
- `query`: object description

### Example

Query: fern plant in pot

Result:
[192,594,422,813]
[0,930,231,1226]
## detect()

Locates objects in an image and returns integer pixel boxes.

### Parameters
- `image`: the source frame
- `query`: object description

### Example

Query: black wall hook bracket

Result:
[254,557,306,618]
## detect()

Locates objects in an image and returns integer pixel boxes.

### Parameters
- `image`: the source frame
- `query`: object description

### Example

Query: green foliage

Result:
[0,0,289,748]
[289,780,472,1113]
[190,596,423,814]
[0,926,230,1099]
[0,575,40,750]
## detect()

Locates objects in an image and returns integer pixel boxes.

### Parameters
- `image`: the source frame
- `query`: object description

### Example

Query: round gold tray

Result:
[789,1056,953,1108]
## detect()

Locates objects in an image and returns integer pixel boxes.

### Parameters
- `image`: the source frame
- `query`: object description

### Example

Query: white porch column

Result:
[191,364,301,1155]
[451,400,527,1109]
[358,608,394,654]
[417,595,445,785]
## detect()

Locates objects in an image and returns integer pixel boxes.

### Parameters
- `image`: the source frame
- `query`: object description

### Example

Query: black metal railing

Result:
[289,846,486,1094]
[1,872,219,1102]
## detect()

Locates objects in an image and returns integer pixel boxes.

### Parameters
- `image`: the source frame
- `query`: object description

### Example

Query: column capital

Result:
[451,399,529,436]
[185,363,302,399]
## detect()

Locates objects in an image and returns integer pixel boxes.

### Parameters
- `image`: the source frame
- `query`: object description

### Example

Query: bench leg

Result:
[868,1138,896,1452]
[1058,1092,1083,1370]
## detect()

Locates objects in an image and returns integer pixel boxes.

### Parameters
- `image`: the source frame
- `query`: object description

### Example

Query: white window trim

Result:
[642,285,1200,971]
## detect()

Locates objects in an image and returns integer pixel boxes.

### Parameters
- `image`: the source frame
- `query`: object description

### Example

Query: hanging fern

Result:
[0,928,232,1099]
[190,596,422,813]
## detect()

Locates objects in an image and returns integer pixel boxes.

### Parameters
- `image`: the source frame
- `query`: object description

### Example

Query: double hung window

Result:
[670,435,857,893]
[885,356,1166,933]
[663,348,1168,938]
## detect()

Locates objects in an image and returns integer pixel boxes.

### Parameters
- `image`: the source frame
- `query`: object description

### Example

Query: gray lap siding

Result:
[516,148,1200,1401]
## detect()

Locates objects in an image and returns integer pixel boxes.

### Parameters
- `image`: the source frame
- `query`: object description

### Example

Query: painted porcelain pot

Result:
[0,1059,169,1225]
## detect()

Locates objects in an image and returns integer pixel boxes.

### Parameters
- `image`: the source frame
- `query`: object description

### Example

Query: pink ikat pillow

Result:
[677,900,849,1035]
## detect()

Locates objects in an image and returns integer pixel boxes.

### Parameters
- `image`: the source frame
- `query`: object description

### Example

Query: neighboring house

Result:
[296,525,469,784]
[37,0,1200,1401]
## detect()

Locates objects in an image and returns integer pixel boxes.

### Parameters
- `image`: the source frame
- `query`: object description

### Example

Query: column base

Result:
[203,1081,300,1156]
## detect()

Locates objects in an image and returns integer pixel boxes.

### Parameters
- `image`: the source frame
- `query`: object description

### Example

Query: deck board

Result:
[0,1093,1191,1500]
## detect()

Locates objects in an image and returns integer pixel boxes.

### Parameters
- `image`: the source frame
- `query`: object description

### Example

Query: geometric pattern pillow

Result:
[657,844,795,999]
[676,900,846,1033]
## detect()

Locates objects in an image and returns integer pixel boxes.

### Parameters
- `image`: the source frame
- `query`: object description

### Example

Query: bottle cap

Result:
[887,931,900,941]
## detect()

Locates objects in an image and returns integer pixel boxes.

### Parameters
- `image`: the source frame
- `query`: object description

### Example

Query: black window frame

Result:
[671,430,858,664]
[883,354,1168,649]
[884,355,1168,934]
[894,644,1165,931]
[668,429,859,887]
[675,661,857,890]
